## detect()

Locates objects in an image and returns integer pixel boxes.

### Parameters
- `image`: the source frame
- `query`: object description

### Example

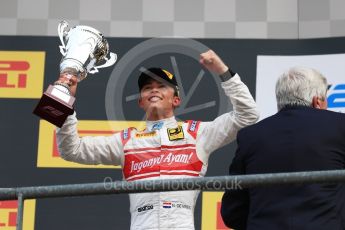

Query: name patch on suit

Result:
[167,126,184,141]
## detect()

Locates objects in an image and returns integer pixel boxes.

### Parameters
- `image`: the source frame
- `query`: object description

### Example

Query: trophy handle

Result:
[89,52,117,74]
[58,21,69,56]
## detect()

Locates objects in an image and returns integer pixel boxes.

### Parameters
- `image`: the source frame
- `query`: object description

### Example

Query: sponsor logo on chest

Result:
[167,126,184,141]
[123,144,203,181]
[130,151,194,173]
[135,131,156,138]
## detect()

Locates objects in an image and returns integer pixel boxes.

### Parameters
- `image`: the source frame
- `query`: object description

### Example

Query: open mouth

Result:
[148,96,162,102]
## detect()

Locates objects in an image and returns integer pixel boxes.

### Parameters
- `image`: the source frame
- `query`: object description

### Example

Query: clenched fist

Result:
[55,71,78,97]
[199,50,229,75]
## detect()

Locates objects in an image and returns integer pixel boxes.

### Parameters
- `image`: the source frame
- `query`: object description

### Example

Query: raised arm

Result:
[197,50,259,155]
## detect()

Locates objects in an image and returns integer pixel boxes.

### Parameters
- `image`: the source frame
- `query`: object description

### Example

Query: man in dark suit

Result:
[221,66,345,230]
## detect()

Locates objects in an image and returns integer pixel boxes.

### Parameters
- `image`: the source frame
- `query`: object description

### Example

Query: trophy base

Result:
[33,85,75,128]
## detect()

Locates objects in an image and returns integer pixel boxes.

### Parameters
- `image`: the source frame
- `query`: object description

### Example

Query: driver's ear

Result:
[138,95,144,109]
[172,96,181,107]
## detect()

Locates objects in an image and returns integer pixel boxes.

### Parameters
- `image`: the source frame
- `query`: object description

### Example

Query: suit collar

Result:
[279,105,314,112]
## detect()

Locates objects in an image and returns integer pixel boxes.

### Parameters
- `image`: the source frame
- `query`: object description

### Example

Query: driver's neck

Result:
[146,109,174,121]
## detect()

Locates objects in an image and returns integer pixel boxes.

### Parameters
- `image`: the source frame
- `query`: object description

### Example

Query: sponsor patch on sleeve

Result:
[186,120,200,139]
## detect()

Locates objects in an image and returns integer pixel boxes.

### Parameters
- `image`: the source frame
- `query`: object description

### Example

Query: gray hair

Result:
[275,66,328,110]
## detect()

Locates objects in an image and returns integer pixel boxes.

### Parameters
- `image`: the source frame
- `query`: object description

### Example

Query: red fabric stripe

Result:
[186,120,200,140]
[160,172,199,177]
[124,144,196,153]
[127,173,161,181]
[127,171,199,181]
[120,128,131,146]
[161,144,195,149]
[124,146,161,153]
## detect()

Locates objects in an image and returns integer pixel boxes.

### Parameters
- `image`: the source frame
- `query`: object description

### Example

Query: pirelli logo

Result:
[0,200,36,229]
[202,192,230,230]
[135,131,156,138]
[37,119,145,168]
[0,51,45,98]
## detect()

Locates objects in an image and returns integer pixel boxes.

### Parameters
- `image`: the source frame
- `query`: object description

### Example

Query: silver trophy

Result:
[34,21,117,127]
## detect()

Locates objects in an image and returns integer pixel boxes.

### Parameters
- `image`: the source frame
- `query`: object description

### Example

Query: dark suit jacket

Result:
[221,106,345,230]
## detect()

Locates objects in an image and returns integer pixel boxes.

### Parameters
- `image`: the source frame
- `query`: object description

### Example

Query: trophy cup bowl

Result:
[33,21,117,127]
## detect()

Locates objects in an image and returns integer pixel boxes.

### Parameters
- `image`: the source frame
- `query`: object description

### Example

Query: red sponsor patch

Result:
[123,145,203,180]
[186,120,200,139]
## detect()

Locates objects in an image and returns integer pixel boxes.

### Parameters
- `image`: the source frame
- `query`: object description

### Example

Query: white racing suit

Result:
[56,74,259,230]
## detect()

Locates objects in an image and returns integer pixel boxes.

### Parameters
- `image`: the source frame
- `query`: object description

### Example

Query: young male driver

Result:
[56,50,259,230]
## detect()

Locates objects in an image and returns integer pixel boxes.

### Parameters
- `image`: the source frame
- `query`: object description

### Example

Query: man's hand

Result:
[200,50,229,75]
[55,72,78,97]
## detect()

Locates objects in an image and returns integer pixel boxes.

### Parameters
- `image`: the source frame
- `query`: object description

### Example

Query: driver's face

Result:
[138,80,180,118]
